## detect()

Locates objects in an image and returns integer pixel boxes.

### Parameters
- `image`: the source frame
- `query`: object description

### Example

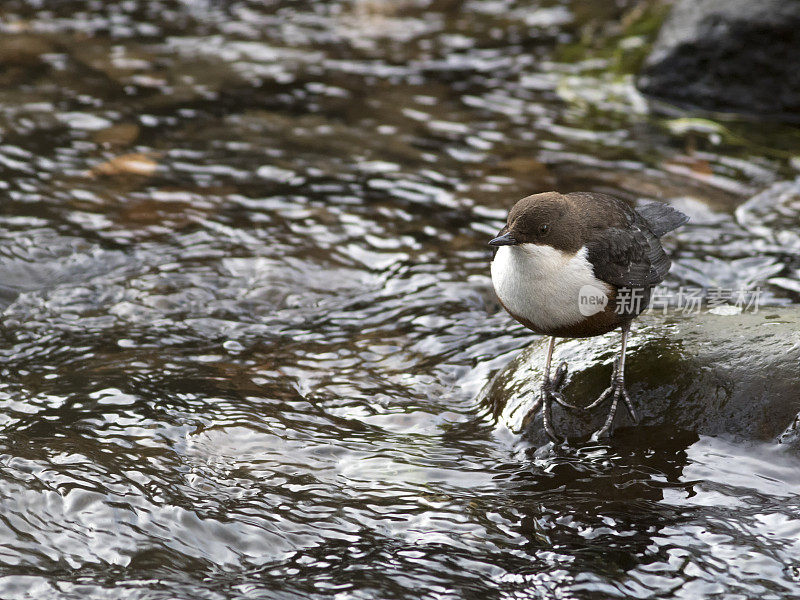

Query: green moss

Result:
[555,1,671,75]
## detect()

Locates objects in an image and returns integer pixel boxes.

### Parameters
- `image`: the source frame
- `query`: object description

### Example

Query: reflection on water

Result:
[0,0,799,598]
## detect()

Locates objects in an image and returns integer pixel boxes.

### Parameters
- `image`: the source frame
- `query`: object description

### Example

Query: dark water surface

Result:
[0,1,799,598]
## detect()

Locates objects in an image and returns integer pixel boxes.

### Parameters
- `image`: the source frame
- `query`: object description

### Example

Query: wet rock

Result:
[636,0,800,118]
[480,308,800,448]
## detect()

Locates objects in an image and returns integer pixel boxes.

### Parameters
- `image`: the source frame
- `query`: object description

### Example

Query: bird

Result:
[489,191,688,442]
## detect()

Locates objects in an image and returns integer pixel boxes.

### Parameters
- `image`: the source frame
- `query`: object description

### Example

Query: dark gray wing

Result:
[585,219,671,288]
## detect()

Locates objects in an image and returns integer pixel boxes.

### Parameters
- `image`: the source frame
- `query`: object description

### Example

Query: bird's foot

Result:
[543,361,579,411]
[586,379,639,440]
[520,361,578,444]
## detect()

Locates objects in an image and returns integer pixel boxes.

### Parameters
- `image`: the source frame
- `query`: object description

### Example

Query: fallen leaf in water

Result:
[88,153,158,177]
[91,123,141,147]
[664,155,714,176]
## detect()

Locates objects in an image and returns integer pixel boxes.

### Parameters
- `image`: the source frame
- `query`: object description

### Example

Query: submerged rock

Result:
[636,0,800,118]
[480,308,800,447]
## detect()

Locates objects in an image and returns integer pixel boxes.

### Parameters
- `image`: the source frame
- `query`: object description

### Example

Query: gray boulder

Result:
[636,0,800,118]
[480,308,800,447]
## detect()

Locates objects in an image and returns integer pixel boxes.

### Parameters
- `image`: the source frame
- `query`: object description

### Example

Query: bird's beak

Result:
[488,232,518,246]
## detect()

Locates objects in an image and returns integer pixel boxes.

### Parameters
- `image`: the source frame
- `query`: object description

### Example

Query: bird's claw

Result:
[541,390,563,445]
[552,361,568,390]
[539,361,578,443]
[548,389,580,411]
[542,362,579,411]
[588,380,638,440]
[520,359,583,444]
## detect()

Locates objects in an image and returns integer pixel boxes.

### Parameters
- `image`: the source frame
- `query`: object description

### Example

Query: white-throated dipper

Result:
[489,191,688,442]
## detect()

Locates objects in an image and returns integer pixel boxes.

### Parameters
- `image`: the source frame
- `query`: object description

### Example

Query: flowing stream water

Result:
[0,1,799,598]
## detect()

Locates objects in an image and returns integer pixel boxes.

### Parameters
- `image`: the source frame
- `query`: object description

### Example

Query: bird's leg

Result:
[521,337,578,443]
[586,322,639,439]
[540,336,559,442]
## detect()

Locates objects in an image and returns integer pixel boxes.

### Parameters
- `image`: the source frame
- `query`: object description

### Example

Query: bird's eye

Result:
[539,224,549,234]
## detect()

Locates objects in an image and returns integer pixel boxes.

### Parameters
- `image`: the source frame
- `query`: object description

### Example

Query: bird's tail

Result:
[637,202,689,237]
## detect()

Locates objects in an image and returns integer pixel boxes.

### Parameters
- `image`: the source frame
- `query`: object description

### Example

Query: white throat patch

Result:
[490,243,611,333]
